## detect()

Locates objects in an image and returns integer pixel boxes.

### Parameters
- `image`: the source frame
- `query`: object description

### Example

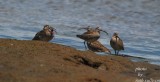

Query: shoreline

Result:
[0,38,160,82]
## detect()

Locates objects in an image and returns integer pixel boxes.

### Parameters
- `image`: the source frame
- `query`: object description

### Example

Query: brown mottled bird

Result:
[110,33,124,55]
[87,40,111,54]
[77,26,108,49]
[32,25,56,42]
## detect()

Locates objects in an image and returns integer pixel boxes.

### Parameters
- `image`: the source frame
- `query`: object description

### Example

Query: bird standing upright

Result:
[110,33,124,55]
[76,26,108,49]
[32,25,56,42]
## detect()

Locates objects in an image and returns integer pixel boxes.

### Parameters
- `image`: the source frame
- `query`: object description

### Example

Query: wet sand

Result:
[0,38,160,82]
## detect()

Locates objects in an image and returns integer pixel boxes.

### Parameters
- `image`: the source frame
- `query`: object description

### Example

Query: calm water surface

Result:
[0,0,160,65]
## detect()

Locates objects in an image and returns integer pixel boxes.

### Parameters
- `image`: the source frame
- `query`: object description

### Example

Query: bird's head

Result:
[113,32,119,39]
[95,27,108,35]
[43,25,56,35]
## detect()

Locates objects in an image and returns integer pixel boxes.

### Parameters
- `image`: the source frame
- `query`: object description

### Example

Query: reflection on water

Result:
[0,0,160,65]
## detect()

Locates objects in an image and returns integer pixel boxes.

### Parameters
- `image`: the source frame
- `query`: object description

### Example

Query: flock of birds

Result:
[32,25,124,55]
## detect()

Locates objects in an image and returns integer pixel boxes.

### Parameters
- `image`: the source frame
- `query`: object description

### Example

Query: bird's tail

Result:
[76,35,84,39]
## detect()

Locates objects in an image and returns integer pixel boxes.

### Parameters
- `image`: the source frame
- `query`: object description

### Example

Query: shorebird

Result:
[76,26,108,49]
[110,33,124,55]
[87,40,111,54]
[32,25,56,42]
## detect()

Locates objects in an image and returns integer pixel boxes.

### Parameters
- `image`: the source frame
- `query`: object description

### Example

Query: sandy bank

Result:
[0,38,160,82]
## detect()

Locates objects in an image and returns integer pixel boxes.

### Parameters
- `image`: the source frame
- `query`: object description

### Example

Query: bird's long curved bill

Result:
[101,30,108,35]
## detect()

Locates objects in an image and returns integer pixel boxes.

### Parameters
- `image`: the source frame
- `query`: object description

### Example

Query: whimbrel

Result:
[76,26,108,49]
[32,25,56,42]
[110,33,124,55]
[87,40,111,54]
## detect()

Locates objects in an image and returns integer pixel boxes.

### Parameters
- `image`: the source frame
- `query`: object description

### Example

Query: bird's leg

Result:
[115,50,117,55]
[84,41,87,50]
[117,51,119,55]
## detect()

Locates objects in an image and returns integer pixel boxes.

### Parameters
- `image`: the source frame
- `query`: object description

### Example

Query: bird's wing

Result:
[88,41,110,52]
[118,37,124,50]
[32,31,45,40]
[77,34,99,40]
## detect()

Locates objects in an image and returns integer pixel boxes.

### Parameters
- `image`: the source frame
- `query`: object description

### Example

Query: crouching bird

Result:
[110,33,124,55]
[32,25,56,42]
[87,40,111,54]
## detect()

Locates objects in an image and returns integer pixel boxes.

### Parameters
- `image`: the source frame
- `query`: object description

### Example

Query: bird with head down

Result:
[87,40,111,54]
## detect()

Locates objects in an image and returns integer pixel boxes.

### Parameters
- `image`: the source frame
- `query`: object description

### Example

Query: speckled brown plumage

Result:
[87,40,111,54]
[110,33,124,55]
[32,25,56,42]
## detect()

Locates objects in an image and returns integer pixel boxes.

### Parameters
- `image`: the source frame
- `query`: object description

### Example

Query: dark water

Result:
[0,0,160,65]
